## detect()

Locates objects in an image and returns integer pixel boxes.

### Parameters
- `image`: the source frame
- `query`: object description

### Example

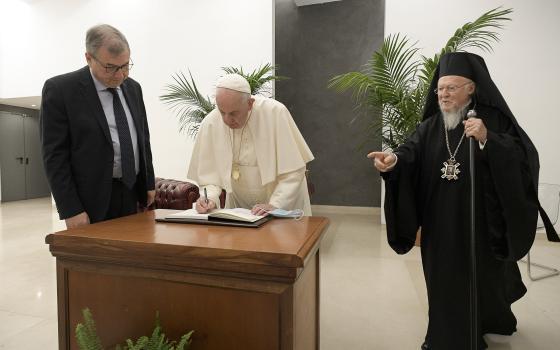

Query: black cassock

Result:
[382,104,538,349]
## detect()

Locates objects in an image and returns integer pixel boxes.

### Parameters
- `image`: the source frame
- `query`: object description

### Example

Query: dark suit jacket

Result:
[40,66,155,222]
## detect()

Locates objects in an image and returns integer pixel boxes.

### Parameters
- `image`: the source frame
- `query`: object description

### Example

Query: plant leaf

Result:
[221,63,287,97]
[159,70,215,138]
[328,7,512,150]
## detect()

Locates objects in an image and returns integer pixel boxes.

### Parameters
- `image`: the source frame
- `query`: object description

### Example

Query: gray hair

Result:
[238,91,251,102]
[86,24,130,56]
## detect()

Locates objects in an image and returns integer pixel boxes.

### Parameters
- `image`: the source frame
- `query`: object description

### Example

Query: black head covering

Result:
[438,51,487,81]
[422,52,538,180]
[423,52,559,241]
[423,52,493,120]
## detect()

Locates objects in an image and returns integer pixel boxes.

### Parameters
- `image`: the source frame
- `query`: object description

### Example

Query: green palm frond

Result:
[159,71,215,137]
[420,7,513,85]
[368,34,421,98]
[329,7,512,150]
[448,7,512,53]
[161,64,285,138]
[330,34,422,148]
[328,71,371,102]
[221,63,287,96]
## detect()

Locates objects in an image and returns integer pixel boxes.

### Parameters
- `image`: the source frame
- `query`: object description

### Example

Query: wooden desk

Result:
[45,210,329,350]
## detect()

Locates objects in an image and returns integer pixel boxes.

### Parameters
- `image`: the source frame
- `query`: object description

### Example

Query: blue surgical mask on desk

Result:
[267,208,304,220]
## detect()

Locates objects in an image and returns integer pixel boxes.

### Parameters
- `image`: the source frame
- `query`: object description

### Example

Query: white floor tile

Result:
[0,198,559,349]
[0,309,45,346]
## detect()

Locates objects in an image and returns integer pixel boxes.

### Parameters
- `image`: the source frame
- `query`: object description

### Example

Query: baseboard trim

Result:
[311,205,380,215]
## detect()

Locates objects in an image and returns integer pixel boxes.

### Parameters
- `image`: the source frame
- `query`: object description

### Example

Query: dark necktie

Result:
[107,88,136,189]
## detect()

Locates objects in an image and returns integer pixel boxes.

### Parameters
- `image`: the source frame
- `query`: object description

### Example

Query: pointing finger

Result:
[367,151,384,159]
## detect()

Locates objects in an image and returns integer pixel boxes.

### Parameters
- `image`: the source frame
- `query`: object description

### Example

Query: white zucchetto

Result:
[216,73,251,94]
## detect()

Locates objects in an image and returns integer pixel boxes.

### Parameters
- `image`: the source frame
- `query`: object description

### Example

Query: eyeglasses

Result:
[91,54,134,75]
[434,82,472,95]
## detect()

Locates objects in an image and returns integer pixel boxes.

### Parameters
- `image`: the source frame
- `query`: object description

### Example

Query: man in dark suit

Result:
[40,24,155,228]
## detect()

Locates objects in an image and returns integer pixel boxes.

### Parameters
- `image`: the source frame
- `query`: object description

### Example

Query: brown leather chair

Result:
[154,177,226,210]
[154,177,200,210]
[154,174,314,211]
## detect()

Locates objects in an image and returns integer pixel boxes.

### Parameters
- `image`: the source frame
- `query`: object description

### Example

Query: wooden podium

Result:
[45,210,329,350]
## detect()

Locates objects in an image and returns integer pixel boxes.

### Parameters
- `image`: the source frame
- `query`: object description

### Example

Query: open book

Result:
[165,208,265,223]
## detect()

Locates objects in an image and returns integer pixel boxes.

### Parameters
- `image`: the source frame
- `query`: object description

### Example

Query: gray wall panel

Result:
[275,0,384,206]
[0,104,39,118]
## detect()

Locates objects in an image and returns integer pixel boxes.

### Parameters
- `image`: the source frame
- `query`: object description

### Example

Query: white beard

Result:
[441,103,469,130]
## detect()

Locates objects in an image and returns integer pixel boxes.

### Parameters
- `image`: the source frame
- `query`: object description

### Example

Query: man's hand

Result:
[138,190,156,212]
[367,151,397,172]
[65,212,90,229]
[252,203,276,216]
[146,190,156,207]
[463,117,487,143]
[195,197,217,213]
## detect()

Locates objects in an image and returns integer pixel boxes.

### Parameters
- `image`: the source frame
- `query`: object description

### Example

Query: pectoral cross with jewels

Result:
[441,159,461,180]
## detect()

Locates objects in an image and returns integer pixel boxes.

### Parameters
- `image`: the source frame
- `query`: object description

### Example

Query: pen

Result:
[204,187,208,205]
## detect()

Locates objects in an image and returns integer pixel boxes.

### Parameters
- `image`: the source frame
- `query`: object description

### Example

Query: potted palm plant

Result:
[328,7,513,150]
[159,63,285,137]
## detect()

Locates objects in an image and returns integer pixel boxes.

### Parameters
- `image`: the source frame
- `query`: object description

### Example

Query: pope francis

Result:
[187,74,314,216]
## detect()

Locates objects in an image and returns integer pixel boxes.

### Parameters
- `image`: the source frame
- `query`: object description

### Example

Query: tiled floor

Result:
[0,198,559,349]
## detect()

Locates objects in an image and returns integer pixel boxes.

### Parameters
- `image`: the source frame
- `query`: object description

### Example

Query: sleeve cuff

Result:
[200,185,222,209]
[386,154,398,171]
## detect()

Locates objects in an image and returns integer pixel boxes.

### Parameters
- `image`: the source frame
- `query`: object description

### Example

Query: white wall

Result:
[0,0,273,182]
[386,0,560,184]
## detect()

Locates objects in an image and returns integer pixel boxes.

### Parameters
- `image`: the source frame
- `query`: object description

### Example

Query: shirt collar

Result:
[89,68,122,92]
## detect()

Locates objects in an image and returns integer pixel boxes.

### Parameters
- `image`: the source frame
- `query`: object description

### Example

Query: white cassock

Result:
[187,95,314,215]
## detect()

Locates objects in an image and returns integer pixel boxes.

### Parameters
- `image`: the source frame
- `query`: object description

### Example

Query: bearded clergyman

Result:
[368,52,558,349]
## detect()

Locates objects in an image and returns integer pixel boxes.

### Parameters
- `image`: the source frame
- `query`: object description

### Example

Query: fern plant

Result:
[76,308,194,350]
[76,308,104,350]
[115,320,193,350]
[160,63,285,137]
[328,7,513,150]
